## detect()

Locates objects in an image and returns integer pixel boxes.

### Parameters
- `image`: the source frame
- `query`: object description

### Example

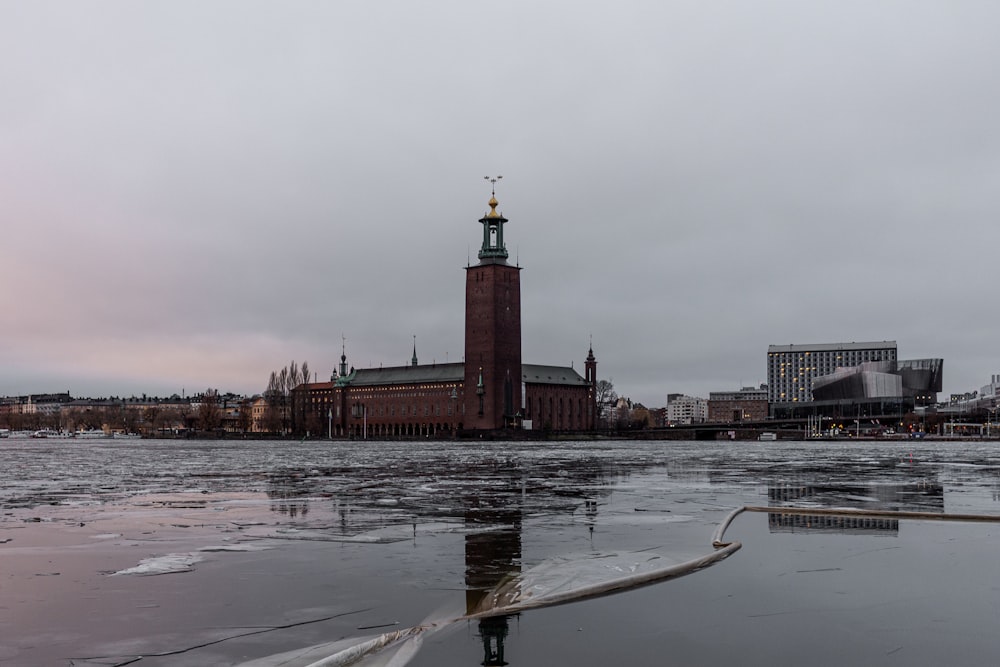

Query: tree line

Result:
[261,361,311,435]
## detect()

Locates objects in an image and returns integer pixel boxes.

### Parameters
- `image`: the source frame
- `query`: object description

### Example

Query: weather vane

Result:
[484,175,503,195]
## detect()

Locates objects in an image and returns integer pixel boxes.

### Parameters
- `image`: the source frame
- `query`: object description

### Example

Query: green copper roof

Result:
[323,362,587,389]
[347,362,465,387]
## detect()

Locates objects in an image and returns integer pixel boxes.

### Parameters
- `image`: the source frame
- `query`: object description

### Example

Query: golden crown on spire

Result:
[484,175,502,219]
[487,195,500,218]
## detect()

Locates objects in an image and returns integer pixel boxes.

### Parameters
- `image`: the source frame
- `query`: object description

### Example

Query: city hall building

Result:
[290,191,597,438]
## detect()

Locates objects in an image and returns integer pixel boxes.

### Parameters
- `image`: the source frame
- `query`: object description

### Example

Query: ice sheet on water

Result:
[475,550,687,610]
[237,627,433,667]
[236,542,734,667]
[111,552,202,576]
[197,544,272,552]
[111,543,270,574]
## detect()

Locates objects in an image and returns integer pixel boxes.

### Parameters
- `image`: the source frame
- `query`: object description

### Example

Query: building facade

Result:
[810,358,942,406]
[290,191,597,438]
[768,341,942,420]
[707,386,769,423]
[767,341,898,404]
[666,394,707,425]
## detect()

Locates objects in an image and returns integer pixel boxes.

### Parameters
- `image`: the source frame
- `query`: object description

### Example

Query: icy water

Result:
[3,438,1000,666]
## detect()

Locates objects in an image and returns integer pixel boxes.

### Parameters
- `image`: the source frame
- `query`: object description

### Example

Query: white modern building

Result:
[980,374,1000,400]
[767,341,897,404]
[666,394,708,425]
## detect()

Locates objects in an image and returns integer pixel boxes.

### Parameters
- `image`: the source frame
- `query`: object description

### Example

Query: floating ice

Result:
[111,552,202,576]
[198,544,272,552]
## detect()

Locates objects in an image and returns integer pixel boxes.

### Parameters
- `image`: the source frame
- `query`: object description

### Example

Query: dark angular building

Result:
[290,190,597,437]
[810,359,943,405]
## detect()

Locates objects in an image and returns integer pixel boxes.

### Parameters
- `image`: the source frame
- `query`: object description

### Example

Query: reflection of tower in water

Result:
[478,615,510,666]
[465,504,522,665]
[266,472,312,517]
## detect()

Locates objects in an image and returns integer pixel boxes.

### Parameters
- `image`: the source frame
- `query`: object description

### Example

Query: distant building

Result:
[0,393,71,416]
[767,341,898,404]
[251,396,268,433]
[768,341,942,420]
[707,385,768,423]
[666,394,707,425]
[980,374,1000,400]
[811,359,942,406]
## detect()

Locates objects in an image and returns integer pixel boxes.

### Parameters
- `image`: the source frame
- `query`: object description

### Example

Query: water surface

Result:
[2,438,998,665]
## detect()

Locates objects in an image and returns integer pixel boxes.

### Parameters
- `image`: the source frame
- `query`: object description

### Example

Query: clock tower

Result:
[464,181,522,431]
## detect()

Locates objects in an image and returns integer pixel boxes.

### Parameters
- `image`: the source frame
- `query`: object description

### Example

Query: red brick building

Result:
[291,190,597,438]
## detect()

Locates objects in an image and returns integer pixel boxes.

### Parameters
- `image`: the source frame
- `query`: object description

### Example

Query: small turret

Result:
[585,342,597,387]
[478,176,508,261]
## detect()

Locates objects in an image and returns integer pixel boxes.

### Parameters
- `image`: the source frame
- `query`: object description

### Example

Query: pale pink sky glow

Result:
[3,1,1000,406]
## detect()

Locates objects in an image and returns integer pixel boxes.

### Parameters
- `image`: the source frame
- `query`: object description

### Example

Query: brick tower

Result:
[464,181,522,431]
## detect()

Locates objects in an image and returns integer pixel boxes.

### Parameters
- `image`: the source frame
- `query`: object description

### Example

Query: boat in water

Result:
[76,430,110,439]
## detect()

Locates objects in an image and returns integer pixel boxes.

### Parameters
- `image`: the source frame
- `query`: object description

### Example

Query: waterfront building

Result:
[768,341,942,420]
[810,359,942,406]
[250,396,268,433]
[980,374,1000,400]
[665,394,707,425]
[290,190,597,438]
[707,385,768,423]
[0,393,71,417]
[767,341,898,404]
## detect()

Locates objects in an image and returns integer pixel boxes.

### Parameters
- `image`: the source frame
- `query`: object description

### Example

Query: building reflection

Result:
[266,471,312,517]
[768,511,899,535]
[766,480,944,536]
[767,480,944,513]
[262,455,621,665]
[465,498,521,666]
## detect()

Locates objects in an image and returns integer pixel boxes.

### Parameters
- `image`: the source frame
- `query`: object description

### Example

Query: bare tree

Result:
[261,360,312,436]
[143,406,160,436]
[123,407,142,435]
[263,371,283,434]
[238,398,253,434]
[595,379,617,429]
[198,389,223,432]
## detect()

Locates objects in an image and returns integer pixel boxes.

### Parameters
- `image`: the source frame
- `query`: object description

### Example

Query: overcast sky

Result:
[2,1,999,406]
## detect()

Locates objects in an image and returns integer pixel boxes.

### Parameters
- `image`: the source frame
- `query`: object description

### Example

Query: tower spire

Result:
[478,176,508,261]
[340,334,348,377]
[411,335,418,367]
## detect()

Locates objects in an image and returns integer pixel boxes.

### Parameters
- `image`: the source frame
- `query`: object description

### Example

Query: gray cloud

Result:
[2,1,998,405]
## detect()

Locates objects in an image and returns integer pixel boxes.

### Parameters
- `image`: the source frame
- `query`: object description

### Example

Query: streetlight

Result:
[449,388,458,435]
